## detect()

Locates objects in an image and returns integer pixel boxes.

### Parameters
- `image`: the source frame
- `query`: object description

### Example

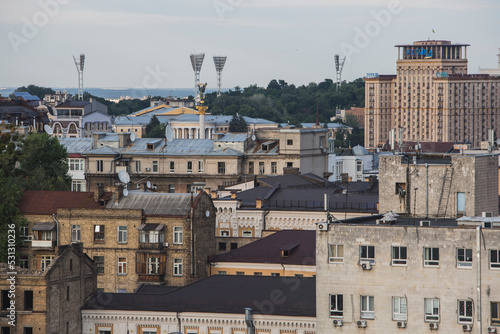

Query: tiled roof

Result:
[19,191,102,215]
[83,275,316,316]
[209,230,315,265]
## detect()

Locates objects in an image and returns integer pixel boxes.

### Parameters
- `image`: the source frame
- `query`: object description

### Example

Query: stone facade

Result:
[0,243,96,334]
[379,153,499,218]
[316,221,500,333]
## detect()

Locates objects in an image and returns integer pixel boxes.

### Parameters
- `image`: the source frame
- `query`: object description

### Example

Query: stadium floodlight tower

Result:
[213,56,227,97]
[73,53,85,100]
[190,53,205,105]
[334,54,346,87]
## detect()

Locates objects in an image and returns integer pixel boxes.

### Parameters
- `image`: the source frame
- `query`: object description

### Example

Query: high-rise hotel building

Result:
[365,40,500,148]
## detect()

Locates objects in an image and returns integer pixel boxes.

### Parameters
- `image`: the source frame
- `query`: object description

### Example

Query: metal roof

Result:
[58,138,92,153]
[32,222,56,231]
[215,133,248,142]
[13,92,40,101]
[107,191,193,216]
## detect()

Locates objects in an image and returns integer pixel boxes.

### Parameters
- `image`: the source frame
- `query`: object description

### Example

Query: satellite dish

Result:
[251,134,256,141]
[166,125,174,142]
[130,132,136,142]
[123,188,129,197]
[118,170,130,184]
[496,138,500,146]
[44,124,53,135]
[147,181,151,189]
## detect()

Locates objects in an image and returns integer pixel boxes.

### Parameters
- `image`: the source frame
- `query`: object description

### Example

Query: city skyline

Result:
[1,0,499,90]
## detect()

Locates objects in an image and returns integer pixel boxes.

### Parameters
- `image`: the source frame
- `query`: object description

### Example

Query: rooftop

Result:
[83,275,316,316]
[19,191,102,215]
[209,230,315,265]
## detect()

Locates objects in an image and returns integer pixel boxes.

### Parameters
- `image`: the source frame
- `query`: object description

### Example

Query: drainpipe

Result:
[52,214,59,247]
[476,226,482,334]
[190,193,195,277]
[425,163,429,218]
[245,308,255,334]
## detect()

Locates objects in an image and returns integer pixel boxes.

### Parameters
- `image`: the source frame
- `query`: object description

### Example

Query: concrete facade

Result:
[379,153,499,218]
[316,221,500,334]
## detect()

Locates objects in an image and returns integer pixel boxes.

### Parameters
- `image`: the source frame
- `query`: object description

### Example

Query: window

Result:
[94,225,105,242]
[231,243,238,250]
[218,162,226,174]
[66,286,70,300]
[393,297,407,320]
[148,257,160,274]
[24,291,33,310]
[96,160,103,172]
[492,302,500,325]
[259,161,265,174]
[198,160,204,172]
[249,161,254,174]
[173,226,183,244]
[71,180,86,192]
[360,245,375,263]
[94,256,104,274]
[360,295,375,319]
[23,328,33,334]
[271,162,277,174]
[69,158,84,171]
[71,225,81,242]
[40,231,53,241]
[242,230,252,238]
[286,162,293,168]
[187,161,193,173]
[330,294,344,317]
[169,161,175,172]
[135,160,141,172]
[356,160,363,172]
[423,298,440,322]
[457,248,473,268]
[218,271,227,275]
[173,258,183,276]
[490,250,500,269]
[40,255,54,271]
[392,246,407,265]
[218,242,227,251]
[424,247,439,267]
[152,161,158,172]
[117,257,127,275]
[254,272,262,276]
[271,273,280,276]
[458,300,473,323]
[328,244,344,263]
[19,255,28,269]
[1,290,10,310]
[287,139,293,145]
[236,271,244,275]
[117,226,127,243]
[139,230,164,244]
[220,230,230,237]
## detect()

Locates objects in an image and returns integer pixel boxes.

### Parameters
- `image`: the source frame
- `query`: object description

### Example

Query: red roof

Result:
[19,191,102,215]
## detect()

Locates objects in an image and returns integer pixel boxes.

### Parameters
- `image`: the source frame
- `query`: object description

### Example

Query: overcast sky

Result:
[1,0,499,90]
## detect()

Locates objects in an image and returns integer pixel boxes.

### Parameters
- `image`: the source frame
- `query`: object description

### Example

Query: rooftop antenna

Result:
[334,54,346,88]
[213,56,227,97]
[190,53,205,105]
[73,53,85,100]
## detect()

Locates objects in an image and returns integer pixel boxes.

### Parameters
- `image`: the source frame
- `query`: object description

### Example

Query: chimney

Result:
[231,191,237,200]
[117,133,131,147]
[210,190,218,199]
[114,184,124,204]
[341,173,349,185]
[256,198,263,209]
[94,184,104,202]
[93,132,106,148]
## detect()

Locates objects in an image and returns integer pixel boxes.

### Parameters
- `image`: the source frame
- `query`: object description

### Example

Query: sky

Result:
[1,0,500,91]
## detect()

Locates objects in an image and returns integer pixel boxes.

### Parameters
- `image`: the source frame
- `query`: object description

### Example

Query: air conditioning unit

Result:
[397,321,406,328]
[488,327,497,333]
[462,324,472,332]
[145,167,151,171]
[27,235,34,241]
[333,319,343,327]
[164,242,169,247]
[429,323,439,330]
[360,261,372,270]
[317,223,329,231]
[357,320,367,328]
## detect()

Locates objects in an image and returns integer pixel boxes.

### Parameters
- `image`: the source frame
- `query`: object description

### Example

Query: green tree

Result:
[15,85,55,100]
[229,114,248,132]
[144,115,165,138]
[16,133,71,191]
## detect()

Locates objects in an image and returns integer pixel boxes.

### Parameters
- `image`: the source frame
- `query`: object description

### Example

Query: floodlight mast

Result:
[190,53,205,105]
[73,53,85,100]
[334,54,346,87]
[213,56,227,97]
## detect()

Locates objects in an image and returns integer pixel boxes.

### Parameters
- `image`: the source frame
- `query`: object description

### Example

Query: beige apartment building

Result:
[365,40,500,148]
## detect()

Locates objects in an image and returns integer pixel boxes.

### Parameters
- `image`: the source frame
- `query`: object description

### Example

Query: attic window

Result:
[147,143,154,150]
[281,250,290,257]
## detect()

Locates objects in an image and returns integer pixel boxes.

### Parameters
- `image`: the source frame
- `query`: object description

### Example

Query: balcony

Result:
[31,240,56,248]
[139,242,165,250]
